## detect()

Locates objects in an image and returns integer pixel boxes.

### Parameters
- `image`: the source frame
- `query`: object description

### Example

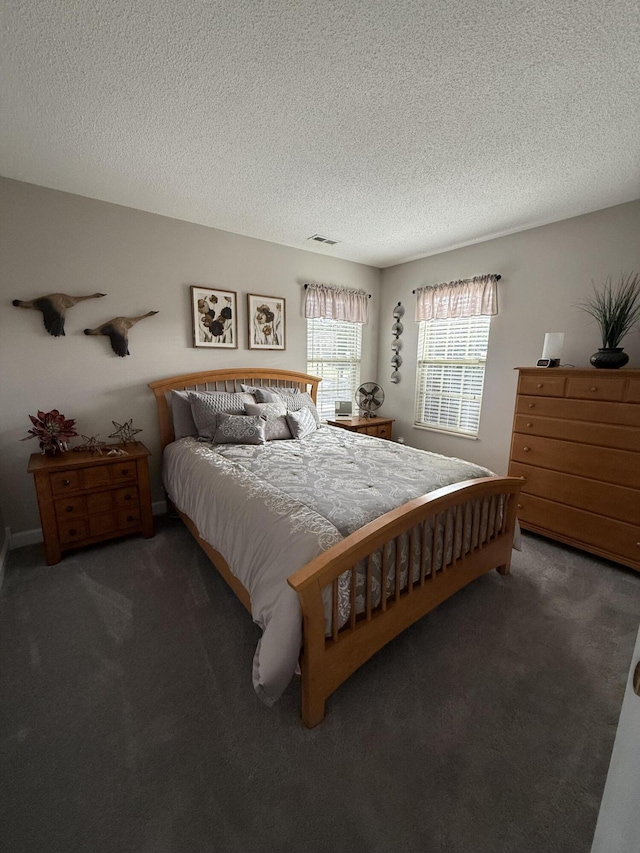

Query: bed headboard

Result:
[148,367,321,451]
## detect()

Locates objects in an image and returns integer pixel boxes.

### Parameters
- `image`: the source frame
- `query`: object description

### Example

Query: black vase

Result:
[589,347,629,369]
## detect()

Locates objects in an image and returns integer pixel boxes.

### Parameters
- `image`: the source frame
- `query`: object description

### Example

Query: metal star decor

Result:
[108,419,142,445]
[73,434,107,455]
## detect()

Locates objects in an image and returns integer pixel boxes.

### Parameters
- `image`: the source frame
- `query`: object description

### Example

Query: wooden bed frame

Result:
[149,368,522,727]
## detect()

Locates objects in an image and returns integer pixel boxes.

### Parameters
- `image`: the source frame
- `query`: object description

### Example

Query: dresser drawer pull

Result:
[536,383,543,389]
[517,504,522,509]
[124,494,132,501]
[63,479,71,486]
[523,447,531,452]
[126,515,134,523]
[65,505,73,513]
[590,386,597,392]
[528,403,535,408]
[69,528,77,536]
[526,422,532,427]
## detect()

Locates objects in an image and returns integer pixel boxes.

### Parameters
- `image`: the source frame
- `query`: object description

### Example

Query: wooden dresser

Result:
[326,416,394,440]
[508,368,640,572]
[28,441,154,565]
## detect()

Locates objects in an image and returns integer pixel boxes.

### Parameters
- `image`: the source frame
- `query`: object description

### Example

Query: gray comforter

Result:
[163,426,496,704]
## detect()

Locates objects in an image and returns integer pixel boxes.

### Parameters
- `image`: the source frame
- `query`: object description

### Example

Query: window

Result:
[414,315,491,437]
[307,318,362,421]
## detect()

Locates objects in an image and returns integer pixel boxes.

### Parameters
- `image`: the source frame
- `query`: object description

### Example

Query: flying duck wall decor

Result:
[84,311,159,357]
[12,292,106,337]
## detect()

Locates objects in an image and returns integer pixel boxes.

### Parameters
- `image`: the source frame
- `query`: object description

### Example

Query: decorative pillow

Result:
[245,401,292,441]
[188,391,254,440]
[214,413,267,445]
[241,384,300,403]
[171,389,201,439]
[279,392,321,425]
[286,407,318,439]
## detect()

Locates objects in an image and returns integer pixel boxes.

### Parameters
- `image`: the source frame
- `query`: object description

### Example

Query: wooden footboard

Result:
[288,476,522,727]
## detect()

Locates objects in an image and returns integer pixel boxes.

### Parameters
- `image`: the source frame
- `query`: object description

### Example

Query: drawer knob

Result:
[536,383,543,389]
[590,386,597,392]
[65,506,73,513]
[517,504,522,509]
[63,479,71,486]
[124,494,132,501]
[528,403,535,408]
[126,515,134,522]
[69,528,77,536]
[523,446,530,452]
[121,468,129,475]
[526,422,532,427]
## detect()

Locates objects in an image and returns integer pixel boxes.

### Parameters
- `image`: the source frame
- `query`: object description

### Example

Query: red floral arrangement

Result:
[21,409,78,455]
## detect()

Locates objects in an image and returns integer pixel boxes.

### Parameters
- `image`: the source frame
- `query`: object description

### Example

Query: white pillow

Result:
[286,407,318,439]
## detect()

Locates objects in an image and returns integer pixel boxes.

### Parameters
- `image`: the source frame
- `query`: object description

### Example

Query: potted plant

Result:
[578,272,640,368]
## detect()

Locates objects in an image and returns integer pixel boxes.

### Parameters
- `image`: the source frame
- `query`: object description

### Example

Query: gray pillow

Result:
[245,401,292,441]
[286,407,318,439]
[214,413,267,445]
[279,392,321,426]
[241,384,301,403]
[171,389,201,439]
[188,391,254,439]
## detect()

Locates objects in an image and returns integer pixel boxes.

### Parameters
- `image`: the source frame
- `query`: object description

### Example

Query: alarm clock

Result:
[536,358,560,368]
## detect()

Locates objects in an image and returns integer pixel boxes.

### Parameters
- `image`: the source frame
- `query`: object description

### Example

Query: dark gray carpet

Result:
[1,517,639,853]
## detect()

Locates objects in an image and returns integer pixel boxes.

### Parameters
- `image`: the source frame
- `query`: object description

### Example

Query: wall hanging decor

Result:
[12,292,106,337]
[191,286,237,348]
[248,293,286,350]
[577,272,640,369]
[84,311,158,357]
[390,302,404,383]
[21,409,78,456]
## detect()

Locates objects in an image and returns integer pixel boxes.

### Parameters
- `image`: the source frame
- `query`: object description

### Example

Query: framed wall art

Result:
[247,293,286,350]
[191,286,237,348]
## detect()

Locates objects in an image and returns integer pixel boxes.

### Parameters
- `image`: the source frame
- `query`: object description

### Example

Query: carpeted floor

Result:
[1,517,639,853]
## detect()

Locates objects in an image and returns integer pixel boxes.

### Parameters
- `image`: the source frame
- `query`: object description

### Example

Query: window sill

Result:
[412,423,478,441]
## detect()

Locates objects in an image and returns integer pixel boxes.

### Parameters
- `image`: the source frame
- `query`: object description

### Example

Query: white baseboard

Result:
[9,501,168,553]
[0,527,10,592]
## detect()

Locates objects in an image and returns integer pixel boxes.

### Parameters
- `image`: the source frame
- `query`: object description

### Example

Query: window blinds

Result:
[414,315,491,437]
[307,318,362,421]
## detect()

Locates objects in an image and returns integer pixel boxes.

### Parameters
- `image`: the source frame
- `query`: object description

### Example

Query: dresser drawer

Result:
[510,433,640,487]
[50,470,82,495]
[114,486,139,506]
[509,461,640,526]
[55,496,88,520]
[111,461,137,483]
[516,395,640,427]
[87,491,114,514]
[566,377,626,402]
[513,414,639,451]
[626,379,640,403]
[118,508,141,528]
[89,512,119,537]
[83,466,111,489]
[377,424,392,439]
[517,493,640,565]
[59,518,89,544]
[518,375,566,397]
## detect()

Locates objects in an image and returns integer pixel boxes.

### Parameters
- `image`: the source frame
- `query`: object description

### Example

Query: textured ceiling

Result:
[1,1,639,267]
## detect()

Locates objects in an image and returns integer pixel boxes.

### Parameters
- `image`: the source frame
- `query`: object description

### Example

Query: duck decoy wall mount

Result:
[12,292,158,357]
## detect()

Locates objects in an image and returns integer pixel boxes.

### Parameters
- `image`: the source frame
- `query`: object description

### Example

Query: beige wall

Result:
[0,178,381,536]
[378,201,640,475]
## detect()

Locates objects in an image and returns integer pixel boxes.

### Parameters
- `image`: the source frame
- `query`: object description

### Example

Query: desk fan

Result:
[355,383,385,419]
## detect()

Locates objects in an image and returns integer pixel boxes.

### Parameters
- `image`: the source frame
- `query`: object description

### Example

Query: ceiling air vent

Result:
[308,234,339,245]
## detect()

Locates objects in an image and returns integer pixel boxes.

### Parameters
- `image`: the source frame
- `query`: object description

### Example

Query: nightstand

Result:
[28,441,154,565]
[326,416,394,440]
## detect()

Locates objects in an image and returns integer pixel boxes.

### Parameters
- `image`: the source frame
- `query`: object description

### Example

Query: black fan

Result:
[355,383,385,418]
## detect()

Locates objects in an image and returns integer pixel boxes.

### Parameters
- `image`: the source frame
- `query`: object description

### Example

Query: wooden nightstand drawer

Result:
[50,470,82,495]
[118,508,141,528]
[114,486,138,506]
[377,424,391,439]
[111,462,137,483]
[55,496,88,520]
[59,518,89,544]
[89,512,119,537]
[83,466,111,489]
[87,491,114,514]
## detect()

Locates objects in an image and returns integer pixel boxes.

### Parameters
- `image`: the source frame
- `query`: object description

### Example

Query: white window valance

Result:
[304,282,369,324]
[415,275,499,321]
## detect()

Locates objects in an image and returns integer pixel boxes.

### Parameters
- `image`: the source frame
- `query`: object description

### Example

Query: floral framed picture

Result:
[247,293,286,350]
[191,286,237,348]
